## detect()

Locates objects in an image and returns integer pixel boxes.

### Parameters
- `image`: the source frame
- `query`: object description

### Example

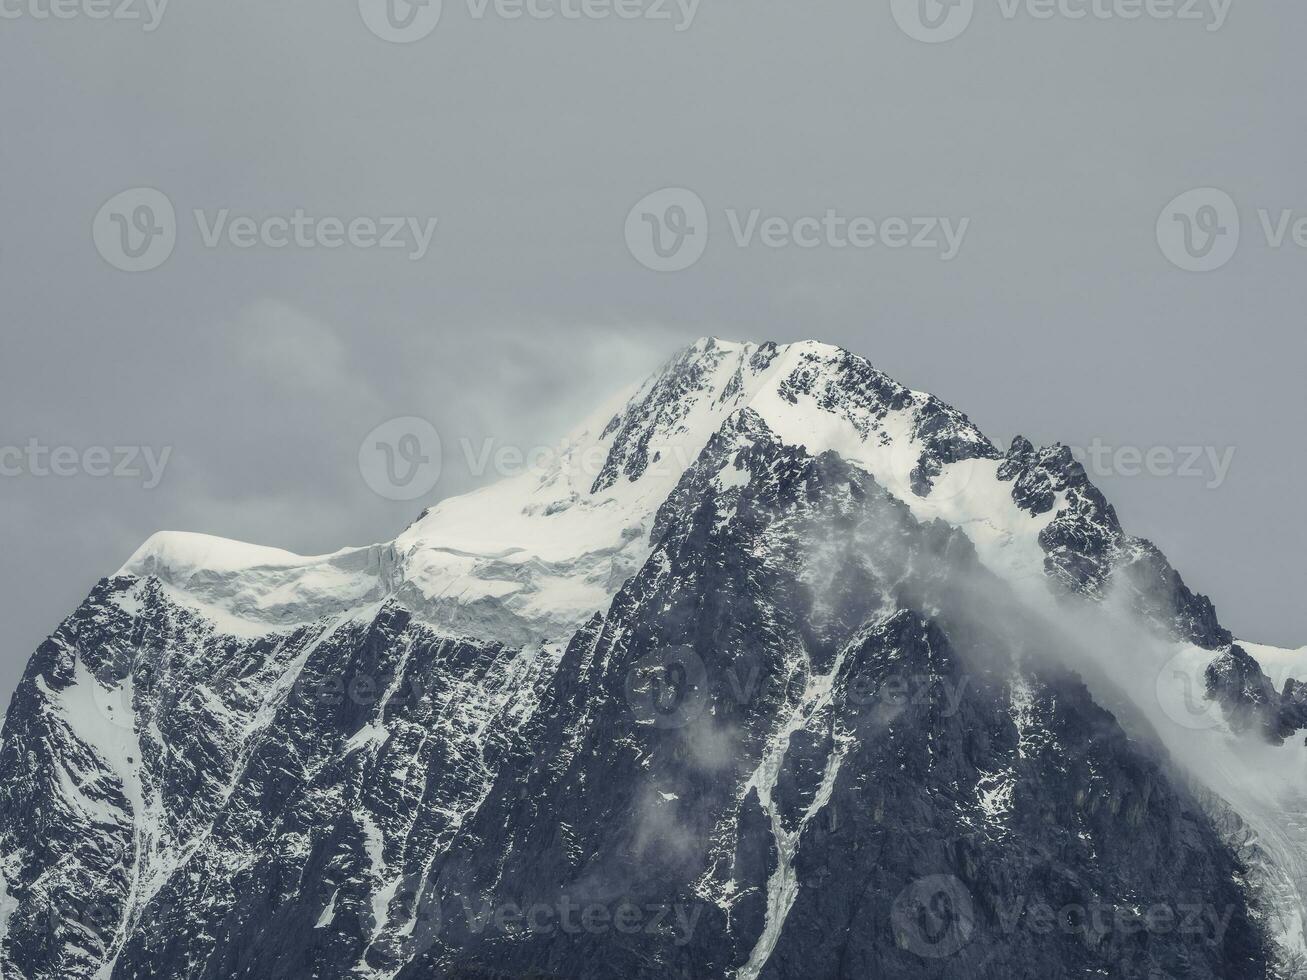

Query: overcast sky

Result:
[2,0,1304,700]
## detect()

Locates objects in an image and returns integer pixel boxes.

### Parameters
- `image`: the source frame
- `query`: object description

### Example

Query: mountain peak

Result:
[6,336,1307,980]
[104,337,1224,660]
[107,339,1029,647]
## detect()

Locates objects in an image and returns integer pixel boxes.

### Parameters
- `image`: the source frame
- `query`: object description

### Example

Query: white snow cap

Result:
[108,338,1282,656]
[112,338,1034,641]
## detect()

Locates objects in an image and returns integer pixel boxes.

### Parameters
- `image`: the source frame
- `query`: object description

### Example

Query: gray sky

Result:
[2,0,1304,700]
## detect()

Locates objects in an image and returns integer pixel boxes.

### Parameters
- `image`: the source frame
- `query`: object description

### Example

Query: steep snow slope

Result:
[118,339,1029,645]
[117,337,1230,667]
[1243,642,1307,686]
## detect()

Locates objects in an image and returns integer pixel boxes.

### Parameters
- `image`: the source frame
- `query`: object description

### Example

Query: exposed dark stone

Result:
[1205,645,1305,744]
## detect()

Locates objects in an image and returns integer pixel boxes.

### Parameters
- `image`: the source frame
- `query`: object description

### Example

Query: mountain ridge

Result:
[113,336,1220,651]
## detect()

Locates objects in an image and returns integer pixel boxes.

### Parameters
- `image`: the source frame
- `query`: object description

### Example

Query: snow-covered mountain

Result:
[2,338,1303,979]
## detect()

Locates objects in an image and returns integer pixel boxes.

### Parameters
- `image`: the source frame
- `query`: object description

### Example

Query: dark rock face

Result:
[758,616,1263,980]
[998,437,1230,650]
[385,419,1264,980]
[1281,680,1307,733]
[998,437,1125,598]
[0,342,1286,979]
[1118,540,1232,650]
[0,584,562,980]
[1205,646,1307,745]
[592,338,736,494]
[907,395,1001,497]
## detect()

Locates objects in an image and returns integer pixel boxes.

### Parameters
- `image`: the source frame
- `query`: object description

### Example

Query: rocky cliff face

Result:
[0,338,1301,979]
